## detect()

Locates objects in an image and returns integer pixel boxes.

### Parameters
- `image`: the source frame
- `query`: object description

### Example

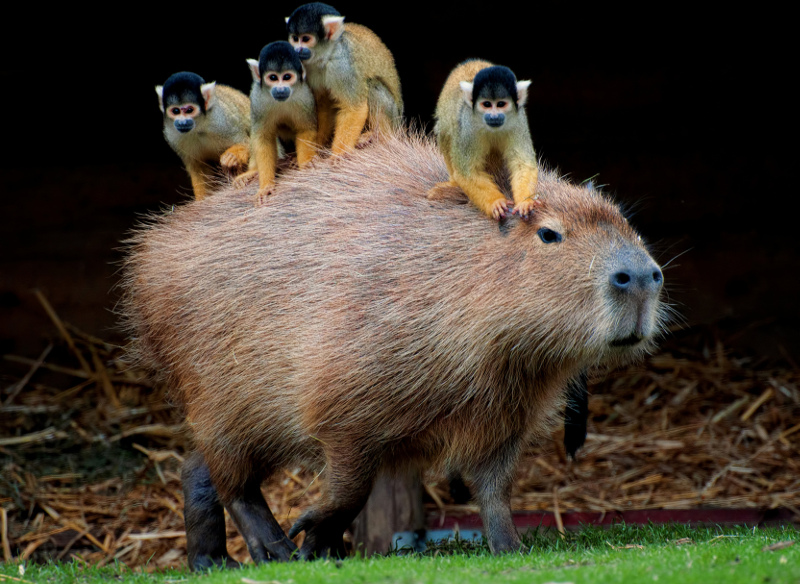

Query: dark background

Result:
[1,6,795,364]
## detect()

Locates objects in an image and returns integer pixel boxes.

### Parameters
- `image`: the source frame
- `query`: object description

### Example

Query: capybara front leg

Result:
[182,451,238,570]
[289,447,379,559]
[469,439,524,554]
[223,481,298,562]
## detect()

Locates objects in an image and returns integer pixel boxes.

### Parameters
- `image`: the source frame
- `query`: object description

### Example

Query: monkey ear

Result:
[247,59,260,83]
[516,80,531,107]
[201,81,217,111]
[155,85,164,112]
[459,81,474,107]
[321,15,345,41]
[285,16,290,24]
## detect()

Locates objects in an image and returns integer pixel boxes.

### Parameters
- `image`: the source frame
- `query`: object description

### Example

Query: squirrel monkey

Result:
[156,72,251,200]
[285,2,403,155]
[239,41,317,201]
[428,60,539,220]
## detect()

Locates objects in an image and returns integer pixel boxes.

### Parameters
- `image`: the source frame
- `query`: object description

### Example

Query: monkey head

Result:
[460,66,531,129]
[248,41,305,102]
[155,72,216,134]
[285,2,344,63]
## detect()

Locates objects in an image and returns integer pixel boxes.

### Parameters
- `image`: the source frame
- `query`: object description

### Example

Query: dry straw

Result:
[1,294,797,569]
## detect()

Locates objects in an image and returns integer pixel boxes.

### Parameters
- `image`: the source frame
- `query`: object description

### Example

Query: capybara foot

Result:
[289,509,347,560]
[190,553,241,571]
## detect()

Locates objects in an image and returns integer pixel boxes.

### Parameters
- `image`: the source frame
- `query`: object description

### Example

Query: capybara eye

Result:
[537,228,563,244]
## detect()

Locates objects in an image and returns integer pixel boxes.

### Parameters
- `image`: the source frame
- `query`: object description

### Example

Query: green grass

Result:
[2,524,797,584]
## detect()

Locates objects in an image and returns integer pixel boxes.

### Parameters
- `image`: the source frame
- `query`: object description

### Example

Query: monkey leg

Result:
[427,180,469,203]
[182,451,238,570]
[295,129,319,168]
[221,479,298,563]
[452,170,510,220]
[186,164,212,201]
[330,101,370,156]
[467,438,524,554]
[252,134,279,200]
[315,93,336,148]
[219,142,250,175]
[288,445,380,559]
[363,82,401,144]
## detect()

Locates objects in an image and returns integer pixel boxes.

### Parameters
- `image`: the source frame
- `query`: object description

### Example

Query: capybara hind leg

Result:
[182,451,238,570]
[224,481,298,562]
[289,449,379,559]
[469,440,524,554]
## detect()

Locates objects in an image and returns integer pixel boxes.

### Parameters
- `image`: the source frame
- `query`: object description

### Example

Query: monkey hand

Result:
[255,185,275,207]
[355,131,376,150]
[490,198,511,220]
[513,197,542,220]
[232,170,258,189]
[220,144,250,173]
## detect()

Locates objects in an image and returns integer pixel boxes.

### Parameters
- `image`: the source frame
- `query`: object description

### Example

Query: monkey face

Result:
[264,70,300,102]
[476,98,511,128]
[289,33,317,61]
[166,103,202,133]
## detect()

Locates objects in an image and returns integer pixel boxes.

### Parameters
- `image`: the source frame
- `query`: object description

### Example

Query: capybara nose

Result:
[609,255,663,295]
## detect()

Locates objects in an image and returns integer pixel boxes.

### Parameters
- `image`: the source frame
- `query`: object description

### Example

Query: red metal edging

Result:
[430,508,798,531]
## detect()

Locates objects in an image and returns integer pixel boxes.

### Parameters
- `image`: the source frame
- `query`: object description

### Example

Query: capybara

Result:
[120,130,666,567]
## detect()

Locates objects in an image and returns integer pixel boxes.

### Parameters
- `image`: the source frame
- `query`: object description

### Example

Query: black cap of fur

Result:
[161,72,207,113]
[286,2,341,39]
[472,66,519,108]
[259,41,303,79]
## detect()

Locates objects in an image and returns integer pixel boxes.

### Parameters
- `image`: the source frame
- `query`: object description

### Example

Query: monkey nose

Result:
[296,47,312,60]
[174,119,195,133]
[272,88,291,101]
[484,113,505,127]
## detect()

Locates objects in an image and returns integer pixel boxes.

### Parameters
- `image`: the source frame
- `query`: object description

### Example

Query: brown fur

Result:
[120,130,666,556]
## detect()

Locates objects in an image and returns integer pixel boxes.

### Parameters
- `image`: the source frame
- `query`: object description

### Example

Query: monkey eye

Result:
[269,74,279,81]
[482,101,492,108]
[302,35,312,42]
[184,106,194,114]
[537,228,563,244]
[170,107,180,115]
[283,73,293,81]
[292,35,299,42]
[497,101,507,108]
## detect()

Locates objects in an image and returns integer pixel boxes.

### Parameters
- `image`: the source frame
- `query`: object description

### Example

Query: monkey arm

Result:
[251,132,279,196]
[452,169,510,220]
[185,162,212,201]
[330,100,370,156]
[507,152,540,218]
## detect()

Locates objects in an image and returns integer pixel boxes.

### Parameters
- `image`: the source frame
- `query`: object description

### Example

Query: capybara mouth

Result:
[609,334,644,347]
